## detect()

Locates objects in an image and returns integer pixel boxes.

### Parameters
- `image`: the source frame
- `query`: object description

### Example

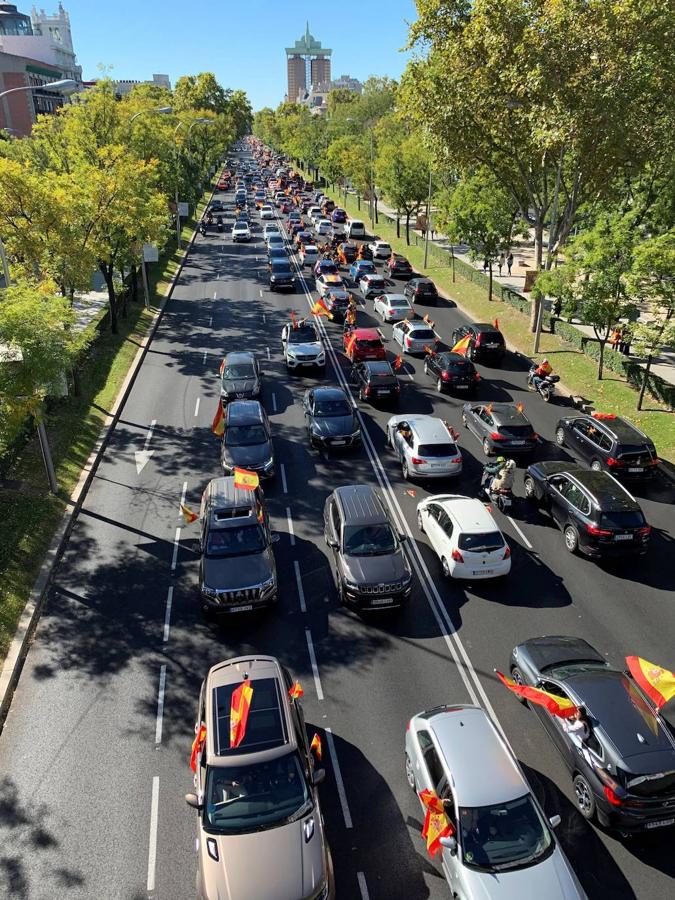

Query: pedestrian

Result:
[506,252,514,276]
[609,326,622,351]
[498,252,505,276]
[430,227,435,240]
[619,325,632,355]
[483,257,489,273]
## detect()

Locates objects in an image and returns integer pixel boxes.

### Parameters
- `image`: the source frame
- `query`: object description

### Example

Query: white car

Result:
[346,220,366,239]
[259,205,275,220]
[331,224,346,239]
[369,240,392,259]
[307,206,322,221]
[387,415,462,479]
[232,222,251,242]
[281,320,325,371]
[299,244,319,267]
[416,494,511,579]
[373,293,413,323]
[316,273,346,297]
[392,319,439,354]
[315,219,332,236]
[263,223,280,239]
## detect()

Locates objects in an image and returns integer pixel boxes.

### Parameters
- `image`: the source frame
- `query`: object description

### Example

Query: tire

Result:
[573,774,596,821]
[462,413,468,428]
[441,557,451,579]
[590,459,602,472]
[417,511,425,533]
[510,667,529,704]
[405,752,416,791]
[482,438,493,456]
[524,476,536,500]
[541,387,551,402]
[402,460,409,480]
[555,426,565,447]
[436,378,444,393]
[423,361,429,375]
[564,526,579,554]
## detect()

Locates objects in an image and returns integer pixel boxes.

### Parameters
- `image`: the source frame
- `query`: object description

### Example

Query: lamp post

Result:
[128,106,172,126]
[423,167,433,269]
[174,118,213,249]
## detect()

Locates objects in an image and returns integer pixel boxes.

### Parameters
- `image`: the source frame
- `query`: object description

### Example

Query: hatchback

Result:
[259,205,275,220]
[315,219,332,236]
[350,361,401,404]
[555,413,658,477]
[221,400,275,479]
[316,273,346,297]
[263,223,280,239]
[369,240,392,259]
[220,351,261,402]
[424,351,480,395]
[359,274,387,298]
[304,386,361,451]
[373,293,414,323]
[383,255,413,279]
[392,320,439,355]
[324,289,352,321]
[387,415,462,480]
[299,244,319,267]
[344,327,386,363]
[462,402,539,456]
[404,277,439,305]
[451,323,506,365]
[349,260,376,282]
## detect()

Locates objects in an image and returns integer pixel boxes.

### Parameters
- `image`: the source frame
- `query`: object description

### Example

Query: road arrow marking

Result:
[134,419,156,474]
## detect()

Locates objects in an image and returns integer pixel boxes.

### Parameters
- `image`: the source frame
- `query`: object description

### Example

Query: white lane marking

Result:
[325,728,353,829]
[266,346,271,360]
[135,419,157,474]
[286,507,295,545]
[170,527,181,572]
[262,313,266,323]
[213,290,216,299]
[202,350,207,364]
[280,463,288,494]
[305,628,324,700]
[146,776,159,892]
[155,665,166,745]
[259,289,263,297]
[271,392,277,413]
[194,397,200,417]
[357,872,370,900]
[163,586,173,642]
[294,561,307,613]
[179,481,187,515]
[209,315,213,327]
[505,514,533,550]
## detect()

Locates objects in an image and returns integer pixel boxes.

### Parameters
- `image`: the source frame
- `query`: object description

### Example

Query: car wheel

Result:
[564,526,579,554]
[423,361,429,375]
[573,774,596,821]
[417,511,425,533]
[405,752,416,791]
[436,378,444,393]
[510,667,529,704]
[591,459,602,472]
[462,413,468,428]
[402,460,409,480]
[482,438,493,456]
[524,476,536,499]
[555,426,565,447]
[441,557,451,578]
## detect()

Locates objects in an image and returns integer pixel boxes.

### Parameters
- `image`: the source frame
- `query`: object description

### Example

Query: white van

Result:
[347,219,366,238]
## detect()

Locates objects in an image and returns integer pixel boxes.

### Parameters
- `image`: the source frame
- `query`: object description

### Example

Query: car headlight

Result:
[262,459,274,471]
[351,429,361,439]
[343,578,359,590]
[260,576,276,595]
[287,348,297,357]
[202,585,218,598]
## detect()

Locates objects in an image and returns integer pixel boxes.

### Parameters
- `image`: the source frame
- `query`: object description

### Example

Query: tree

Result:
[174,73,231,116]
[376,134,431,244]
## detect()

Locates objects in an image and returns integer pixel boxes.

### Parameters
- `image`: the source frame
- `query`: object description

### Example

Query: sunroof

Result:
[213,677,287,756]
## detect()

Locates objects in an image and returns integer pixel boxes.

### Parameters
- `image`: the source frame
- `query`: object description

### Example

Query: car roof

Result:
[313,386,348,401]
[362,274,385,282]
[224,351,255,364]
[353,328,382,339]
[489,404,531,425]
[517,636,606,673]
[472,323,501,333]
[226,400,265,424]
[364,361,393,374]
[407,416,454,444]
[539,465,640,509]
[382,294,409,304]
[435,495,500,532]
[205,476,257,515]
[429,706,527,806]
[406,320,435,332]
[580,415,653,444]
[439,352,473,365]
[334,484,387,524]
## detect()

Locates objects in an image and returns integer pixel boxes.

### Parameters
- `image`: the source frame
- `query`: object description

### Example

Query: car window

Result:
[458,531,504,552]
[598,432,613,452]
[206,524,266,558]
[418,443,457,458]
[478,408,493,425]
[225,424,268,446]
[599,510,645,529]
[426,503,442,522]
[423,744,445,792]
[222,363,255,379]
[329,500,341,538]
[314,397,351,417]
[560,482,588,512]
[343,524,397,556]
[458,794,552,872]
[437,511,454,537]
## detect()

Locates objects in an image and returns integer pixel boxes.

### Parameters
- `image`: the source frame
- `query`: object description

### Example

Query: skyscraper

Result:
[287,54,306,104]
[285,23,331,102]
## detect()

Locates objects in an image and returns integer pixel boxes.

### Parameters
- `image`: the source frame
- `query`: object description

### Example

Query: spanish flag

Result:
[212,401,225,436]
[493,318,499,329]
[516,401,524,414]
[626,657,675,712]
[290,310,298,329]
[423,345,437,357]
[219,358,225,376]
[451,334,472,356]
[190,724,206,772]
[423,314,435,329]
[311,298,333,319]
[310,732,322,761]
[288,681,304,700]
[496,670,578,719]
[419,789,454,858]
[233,467,259,491]
[393,354,403,371]
[180,503,199,525]
[230,679,254,748]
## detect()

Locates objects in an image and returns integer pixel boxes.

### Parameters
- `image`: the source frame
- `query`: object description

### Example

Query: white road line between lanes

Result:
[272,392,278,413]
[280,462,288,494]
[155,665,166,745]
[286,507,295,545]
[505,514,533,550]
[163,586,173,642]
[146,776,159,891]
[194,397,200,417]
[325,728,353,829]
[170,527,181,572]
[202,350,207,364]
[305,628,324,700]
[262,313,266,323]
[179,481,187,515]
[294,561,307,613]
[266,346,271,360]
[209,315,213,327]
[357,872,370,899]
[259,289,263,297]
[213,290,216,299]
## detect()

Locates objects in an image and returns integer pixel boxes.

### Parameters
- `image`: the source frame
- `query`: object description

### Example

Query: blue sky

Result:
[59,0,419,109]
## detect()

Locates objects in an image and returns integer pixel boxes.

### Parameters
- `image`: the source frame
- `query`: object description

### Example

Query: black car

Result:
[404,277,439,306]
[269,259,295,292]
[451,323,506,365]
[220,351,261,402]
[221,400,275,479]
[267,245,289,262]
[383,255,413,280]
[303,387,361,451]
[462,402,539,455]
[524,461,650,557]
[509,636,675,833]
[424,351,480,395]
[324,289,352,321]
[350,361,401,404]
[208,200,226,214]
[555,413,658,477]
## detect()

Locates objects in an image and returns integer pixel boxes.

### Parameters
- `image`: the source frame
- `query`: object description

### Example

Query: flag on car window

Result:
[310,733,322,761]
[230,679,254,748]
[393,355,403,371]
[190,724,206,772]
[233,467,259,491]
[180,503,199,525]
[288,681,304,700]
[493,318,499,329]
[311,298,333,319]
[495,671,578,719]
[419,789,454,858]
[626,657,675,711]
[450,334,471,356]
[212,402,225,436]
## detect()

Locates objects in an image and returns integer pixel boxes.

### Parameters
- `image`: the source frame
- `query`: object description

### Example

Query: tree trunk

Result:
[597,340,606,380]
[488,263,493,301]
[451,246,456,283]
[71,365,81,397]
[637,356,652,411]
[357,194,361,211]
[529,296,540,332]
[533,216,544,271]
[405,212,411,245]
[130,265,139,302]
[396,216,400,239]
[375,197,379,225]
[120,265,127,319]
[100,262,118,334]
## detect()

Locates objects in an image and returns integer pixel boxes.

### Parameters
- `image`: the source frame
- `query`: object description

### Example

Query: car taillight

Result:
[603,786,625,807]
[586,524,613,537]
[405,337,412,346]
[411,457,426,465]
[451,456,462,464]
[394,383,401,392]
[415,288,421,294]
[364,386,371,396]
[490,432,504,440]
[503,546,511,560]
[648,457,659,466]
[530,432,539,441]
[606,457,626,467]
[474,333,482,346]
[451,549,464,562]
[441,371,450,381]
[637,526,651,537]
[474,373,481,381]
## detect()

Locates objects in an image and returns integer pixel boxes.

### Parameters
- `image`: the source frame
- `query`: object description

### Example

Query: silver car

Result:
[386,414,462,480]
[392,319,439,354]
[405,705,587,900]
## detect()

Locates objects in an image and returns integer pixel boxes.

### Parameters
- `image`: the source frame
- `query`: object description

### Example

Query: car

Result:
[315,219,332,236]
[197,477,277,615]
[263,223,280,239]
[387,415,462,480]
[274,191,286,206]
[451,323,506,365]
[232,221,251,242]
[294,230,314,247]
[307,205,322,221]
[220,351,261,402]
[259,204,275,219]
[369,240,392,259]
[310,209,325,227]
[268,259,295,291]
[424,351,480,395]
[337,241,358,265]
[405,703,585,900]
[346,219,366,239]
[321,198,336,215]
[462,402,539,456]
[208,200,226,214]
[186,655,334,898]
[331,223,346,240]
[267,245,289,262]
[383,255,413,279]
[323,484,412,610]
[266,232,285,250]
[509,635,675,833]
[235,209,251,223]
[289,222,304,240]
[523,462,651,557]
[331,207,347,224]
[358,274,387,299]
[350,360,401,405]
[323,289,352,321]
[554,413,658,477]
[216,179,229,191]
[373,293,414,323]
[280,200,292,214]
[349,259,376,282]
[343,327,386,363]
[299,244,319,267]
[392,320,439,355]
[314,258,339,278]
[316,273,346,298]
[303,386,361,451]
[221,400,275,479]
[281,320,325,371]
[416,494,511,579]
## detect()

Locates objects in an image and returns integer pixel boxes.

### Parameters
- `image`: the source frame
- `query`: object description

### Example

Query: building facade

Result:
[285,23,331,102]
[286,55,306,105]
[113,74,171,97]
[331,74,362,94]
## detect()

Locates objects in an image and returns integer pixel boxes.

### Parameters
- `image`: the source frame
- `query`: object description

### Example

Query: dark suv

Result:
[323,485,412,611]
[383,255,413,279]
[198,477,278,615]
[424,351,480,395]
[524,462,650,557]
[555,414,658,477]
[404,277,439,306]
[450,323,505,365]
[269,259,296,292]
[350,361,401,405]
[221,400,275,479]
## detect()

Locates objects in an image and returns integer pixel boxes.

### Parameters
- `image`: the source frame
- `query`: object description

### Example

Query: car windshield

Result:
[458,794,552,871]
[458,531,505,552]
[418,443,457,457]
[314,398,351,417]
[225,424,268,446]
[410,328,435,340]
[498,424,533,437]
[204,751,312,834]
[343,524,397,556]
[289,327,318,344]
[206,524,266,558]
[223,364,255,379]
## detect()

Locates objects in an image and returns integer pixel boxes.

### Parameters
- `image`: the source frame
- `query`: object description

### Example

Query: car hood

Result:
[459,846,584,900]
[202,815,326,900]
[342,549,408,584]
[203,549,274,591]
[225,442,273,468]
[288,342,322,354]
[310,414,356,437]
[222,378,259,397]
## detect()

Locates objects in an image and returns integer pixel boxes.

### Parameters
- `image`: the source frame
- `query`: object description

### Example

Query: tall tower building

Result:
[285,23,331,102]
[310,57,330,88]
[287,54,306,104]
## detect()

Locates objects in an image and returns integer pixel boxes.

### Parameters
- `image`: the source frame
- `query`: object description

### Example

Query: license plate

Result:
[229,604,253,612]
[614,534,633,541]
[371,597,394,606]
[332,439,346,446]
[510,441,527,446]
[629,468,644,473]
[378,389,391,395]
[486,343,500,348]
[645,818,675,830]
[455,384,469,389]
[472,569,494,576]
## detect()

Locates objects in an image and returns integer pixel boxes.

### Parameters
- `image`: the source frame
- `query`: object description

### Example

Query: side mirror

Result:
[440,835,457,854]
[185,793,202,811]
[326,537,338,549]
[399,534,408,542]
[271,532,281,544]
[549,814,562,829]
[312,768,326,786]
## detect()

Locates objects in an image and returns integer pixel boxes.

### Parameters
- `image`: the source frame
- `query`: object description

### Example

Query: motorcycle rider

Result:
[492,458,516,493]
[482,456,507,494]
[530,358,552,393]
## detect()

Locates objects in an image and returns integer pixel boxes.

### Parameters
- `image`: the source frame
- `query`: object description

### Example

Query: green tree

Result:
[376,134,431,244]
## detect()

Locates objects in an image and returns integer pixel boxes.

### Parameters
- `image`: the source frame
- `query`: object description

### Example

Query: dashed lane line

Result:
[305,628,324,700]
[170,527,181,572]
[155,665,166,745]
[280,462,288,494]
[325,728,353,829]
[294,561,307,613]
[146,776,160,892]
[286,507,295,546]
[163,586,173,643]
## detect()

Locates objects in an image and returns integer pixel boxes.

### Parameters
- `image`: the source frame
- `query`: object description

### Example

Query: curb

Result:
[0,181,217,729]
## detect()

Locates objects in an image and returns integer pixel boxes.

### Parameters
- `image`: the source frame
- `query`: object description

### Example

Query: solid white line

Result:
[280,463,288,494]
[163,586,173,642]
[146,776,159,892]
[209,315,213,327]
[213,290,217,299]
[179,481,187,515]
[286,507,295,545]
[144,419,157,451]
[305,628,324,700]
[294,561,307,613]
[155,665,166,745]
[271,392,277,413]
[170,527,181,572]
[262,313,266,323]
[259,289,263,298]
[194,397,200,417]
[505,514,534,550]
[266,346,271,360]
[325,728,352,829]
[202,349,207,364]
[357,872,370,900]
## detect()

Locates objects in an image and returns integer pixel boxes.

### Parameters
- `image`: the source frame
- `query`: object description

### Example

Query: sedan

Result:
[314,259,339,278]
[424,351,480,395]
[324,289,352,321]
[369,240,392,259]
[259,204,275,219]
[392,320,438,355]
[373,293,414,323]
[350,361,401,404]
[315,219,333,236]
[387,415,462,480]
[316,273,346,297]
[303,387,361,451]
[299,244,319,267]
[359,274,387,299]
[349,260,376,282]
[383,255,413,279]
[462,402,539,456]
[263,223,280,239]
[232,222,251,242]
[417,494,511,579]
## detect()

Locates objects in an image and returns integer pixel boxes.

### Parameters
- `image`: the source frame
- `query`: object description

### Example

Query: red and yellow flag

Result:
[515,401,524,414]
[423,345,437,357]
[190,724,206,772]
[233,467,259,491]
[180,503,199,525]
[212,401,225,436]
[423,314,435,329]
[311,298,333,319]
[626,657,675,710]
[419,789,454,858]
[290,310,298,329]
[310,732,322,761]
[496,671,578,719]
[230,680,254,748]
[393,354,403,371]
[288,681,304,700]
[451,334,472,356]
[219,358,225,376]
[493,318,499,329]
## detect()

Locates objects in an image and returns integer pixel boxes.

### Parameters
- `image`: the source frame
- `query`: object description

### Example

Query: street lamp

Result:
[128,105,173,125]
[174,118,213,249]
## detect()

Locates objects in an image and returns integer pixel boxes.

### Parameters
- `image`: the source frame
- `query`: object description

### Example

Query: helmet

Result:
[542,358,549,364]
[496,456,506,464]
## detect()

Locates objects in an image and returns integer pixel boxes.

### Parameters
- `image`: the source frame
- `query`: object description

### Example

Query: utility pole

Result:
[0,234,10,288]
[423,168,433,269]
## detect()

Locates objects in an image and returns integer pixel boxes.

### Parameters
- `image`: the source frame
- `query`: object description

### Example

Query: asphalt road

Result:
[0,147,674,900]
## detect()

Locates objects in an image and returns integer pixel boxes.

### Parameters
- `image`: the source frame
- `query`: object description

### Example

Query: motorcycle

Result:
[480,472,514,512]
[198,222,207,236]
[527,365,560,402]
[216,216,223,233]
